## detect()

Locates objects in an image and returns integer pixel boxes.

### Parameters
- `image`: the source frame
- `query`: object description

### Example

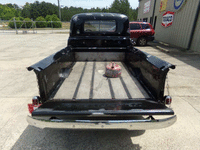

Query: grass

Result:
[62,22,70,29]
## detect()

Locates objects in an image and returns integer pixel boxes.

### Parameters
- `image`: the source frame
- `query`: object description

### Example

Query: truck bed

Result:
[54,61,150,100]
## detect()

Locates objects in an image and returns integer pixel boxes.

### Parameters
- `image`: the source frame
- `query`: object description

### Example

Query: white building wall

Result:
[154,0,199,49]
[138,0,156,22]
[137,0,200,51]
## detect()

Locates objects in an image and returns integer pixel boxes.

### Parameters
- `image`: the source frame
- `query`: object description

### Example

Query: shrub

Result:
[45,15,52,27]
[22,18,34,28]
[51,14,62,28]
[45,14,62,28]
[35,16,47,28]
[8,17,24,28]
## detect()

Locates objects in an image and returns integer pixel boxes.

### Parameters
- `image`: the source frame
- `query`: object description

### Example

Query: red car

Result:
[129,22,155,46]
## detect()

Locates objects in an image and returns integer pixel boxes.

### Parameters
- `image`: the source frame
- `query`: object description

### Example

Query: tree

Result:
[30,1,40,19]
[110,0,130,16]
[110,0,121,13]
[1,1,137,22]
[21,2,31,19]
[23,1,59,20]
[13,4,19,9]
[129,7,138,21]
[6,3,14,8]
[0,4,18,20]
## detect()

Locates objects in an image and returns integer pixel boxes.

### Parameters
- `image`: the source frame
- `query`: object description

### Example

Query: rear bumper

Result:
[27,115,176,130]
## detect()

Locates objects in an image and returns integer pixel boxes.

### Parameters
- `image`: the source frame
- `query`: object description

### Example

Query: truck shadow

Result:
[11,125,144,150]
[147,42,200,70]
[167,52,200,70]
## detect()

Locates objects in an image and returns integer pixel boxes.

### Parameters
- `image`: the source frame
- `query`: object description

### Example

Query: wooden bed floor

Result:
[54,61,150,99]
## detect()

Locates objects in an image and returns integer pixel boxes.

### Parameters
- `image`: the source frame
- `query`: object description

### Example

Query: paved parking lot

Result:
[0,34,200,150]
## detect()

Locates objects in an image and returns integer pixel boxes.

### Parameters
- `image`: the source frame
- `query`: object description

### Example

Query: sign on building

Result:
[174,0,186,10]
[161,11,175,27]
[159,0,168,13]
[144,0,151,14]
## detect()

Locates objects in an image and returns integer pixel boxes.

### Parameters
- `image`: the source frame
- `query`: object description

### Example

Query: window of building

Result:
[143,18,148,22]
[153,16,157,29]
[150,17,153,24]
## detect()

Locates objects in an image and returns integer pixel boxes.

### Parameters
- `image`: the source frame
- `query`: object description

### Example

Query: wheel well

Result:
[137,36,147,40]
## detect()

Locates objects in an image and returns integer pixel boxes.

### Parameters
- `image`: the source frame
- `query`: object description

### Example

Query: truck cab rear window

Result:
[84,20,116,32]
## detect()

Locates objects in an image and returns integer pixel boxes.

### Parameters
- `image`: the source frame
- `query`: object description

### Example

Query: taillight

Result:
[32,96,39,105]
[165,96,172,105]
[28,96,41,114]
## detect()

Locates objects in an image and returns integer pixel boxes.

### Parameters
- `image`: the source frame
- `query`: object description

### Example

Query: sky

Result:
[1,0,139,9]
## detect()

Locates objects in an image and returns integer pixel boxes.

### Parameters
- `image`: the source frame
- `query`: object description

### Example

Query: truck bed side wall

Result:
[126,48,175,101]
[28,47,75,102]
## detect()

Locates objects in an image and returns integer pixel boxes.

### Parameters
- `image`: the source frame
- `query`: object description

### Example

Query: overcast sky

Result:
[1,0,139,9]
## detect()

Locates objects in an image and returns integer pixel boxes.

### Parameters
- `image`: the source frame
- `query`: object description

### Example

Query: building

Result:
[137,0,200,52]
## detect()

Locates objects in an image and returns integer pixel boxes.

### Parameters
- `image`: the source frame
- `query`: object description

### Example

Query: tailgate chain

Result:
[166,75,170,95]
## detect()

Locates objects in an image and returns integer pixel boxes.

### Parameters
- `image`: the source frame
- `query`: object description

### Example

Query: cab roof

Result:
[71,13,128,21]
[129,21,151,24]
[70,13,130,36]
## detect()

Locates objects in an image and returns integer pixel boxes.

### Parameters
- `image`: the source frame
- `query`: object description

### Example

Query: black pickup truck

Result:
[27,13,176,130]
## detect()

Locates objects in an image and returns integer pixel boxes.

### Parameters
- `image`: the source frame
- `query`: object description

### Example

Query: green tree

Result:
[0,4,18,20]
[110,0,130,17]
[109,0,120,13]
[6,3,14,8]
[129,7,138,21]
[21,2,31,19]
[1,1,136,22]
[24,1,59,20]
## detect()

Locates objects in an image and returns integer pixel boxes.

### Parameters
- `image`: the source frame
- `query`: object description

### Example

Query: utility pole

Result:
[58,0,61,21]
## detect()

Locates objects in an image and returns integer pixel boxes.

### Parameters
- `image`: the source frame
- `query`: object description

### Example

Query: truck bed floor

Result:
[54,61,150,100]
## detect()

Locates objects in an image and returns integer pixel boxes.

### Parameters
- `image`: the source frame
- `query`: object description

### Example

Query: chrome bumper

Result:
[27,115,176,130]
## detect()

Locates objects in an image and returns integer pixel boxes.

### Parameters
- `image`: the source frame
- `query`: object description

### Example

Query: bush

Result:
[45,14,62,28]
[35,16,47,28]
[51,14,62,28]
[8,17,24,28]
[22,18,34,28]
[45,15,52,27]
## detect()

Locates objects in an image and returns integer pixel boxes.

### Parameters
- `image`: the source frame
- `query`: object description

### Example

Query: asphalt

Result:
[0,34,200,150]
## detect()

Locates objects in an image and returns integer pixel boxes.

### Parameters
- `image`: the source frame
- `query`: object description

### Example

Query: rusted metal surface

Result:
[105,62,122,78]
